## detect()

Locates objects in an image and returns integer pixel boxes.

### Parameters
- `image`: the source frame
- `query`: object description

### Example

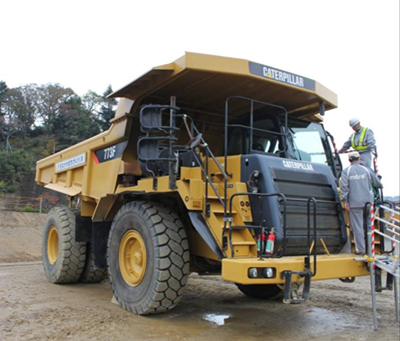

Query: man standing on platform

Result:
[339,118,377,169]
[340,151,383,255]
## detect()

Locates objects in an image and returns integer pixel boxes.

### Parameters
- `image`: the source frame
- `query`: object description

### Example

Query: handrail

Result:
[378,201,399,216]
[175,114,229,181]
[224,96,289,178]
[228,123,287,136]
[375,201,399,253]
[307,197,318,276]
[227,192,287,258]
[224,96,289,232]
[139,104,180,186]
[175,114,229,211]
[224,193,325,276]
[186,150,225,207]
[177,98,290,238]
[139,104,180,133]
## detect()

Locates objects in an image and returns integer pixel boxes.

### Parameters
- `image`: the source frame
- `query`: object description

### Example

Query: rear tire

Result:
[236,284,282,299]
[42,207,87,284]
[79,243,108,283]
[107,201,190,315]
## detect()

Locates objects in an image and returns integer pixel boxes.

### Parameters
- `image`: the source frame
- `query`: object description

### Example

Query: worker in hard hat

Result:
[338,118,377,168]
[340,151,383,255]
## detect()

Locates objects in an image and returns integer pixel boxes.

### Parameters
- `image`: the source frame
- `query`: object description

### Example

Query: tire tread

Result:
[107,201,190,315]
[42,206,86,284]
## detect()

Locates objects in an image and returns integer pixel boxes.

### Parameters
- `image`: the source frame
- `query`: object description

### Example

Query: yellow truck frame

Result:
[36,52,372,315]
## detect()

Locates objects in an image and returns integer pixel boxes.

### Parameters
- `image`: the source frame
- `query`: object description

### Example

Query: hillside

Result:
[0,211,45,262]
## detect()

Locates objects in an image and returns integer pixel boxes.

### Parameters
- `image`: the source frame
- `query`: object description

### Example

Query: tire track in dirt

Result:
[1,212,399,340]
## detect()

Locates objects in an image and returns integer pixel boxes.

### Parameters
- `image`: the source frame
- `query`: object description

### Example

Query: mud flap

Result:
[282,270,312,304]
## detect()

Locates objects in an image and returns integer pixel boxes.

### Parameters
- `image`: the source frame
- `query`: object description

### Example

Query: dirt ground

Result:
[0,212,399,341]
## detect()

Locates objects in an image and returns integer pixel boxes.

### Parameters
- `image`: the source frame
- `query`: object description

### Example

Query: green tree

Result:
[36,83,74,133]
[0,150,33,192]
[52,95,100,151]
[82,90,102,113]
[97,85,117,131]
[0,84,40,151]
[1,84,37,133]
[0,180,6,194]
[0,81,8,116]
[0,81,9,148]
[0,81,104,193]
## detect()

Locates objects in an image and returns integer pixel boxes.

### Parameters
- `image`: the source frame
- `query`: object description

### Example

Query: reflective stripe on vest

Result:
[351,127,369,150]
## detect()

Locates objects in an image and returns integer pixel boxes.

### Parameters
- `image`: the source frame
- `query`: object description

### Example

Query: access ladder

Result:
[361,203,400,330]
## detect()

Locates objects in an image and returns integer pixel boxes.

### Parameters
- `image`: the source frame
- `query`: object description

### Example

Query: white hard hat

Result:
[349,118,360,127]
[348,151,360,161]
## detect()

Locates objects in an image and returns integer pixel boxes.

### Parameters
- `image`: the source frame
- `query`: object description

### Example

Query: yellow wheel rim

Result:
[119,230,147,287]
[47,226,59,265]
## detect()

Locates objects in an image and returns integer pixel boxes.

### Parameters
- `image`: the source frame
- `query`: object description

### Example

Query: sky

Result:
[1,0,399,196]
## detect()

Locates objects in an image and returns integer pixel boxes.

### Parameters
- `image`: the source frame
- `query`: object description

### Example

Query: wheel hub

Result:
[119,230,147,287]
[47,226,59,265]
[133,251,143,265]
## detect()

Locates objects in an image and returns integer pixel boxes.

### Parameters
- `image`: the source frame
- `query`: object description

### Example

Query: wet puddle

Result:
[200,306,359,333]
[203,313,231,326]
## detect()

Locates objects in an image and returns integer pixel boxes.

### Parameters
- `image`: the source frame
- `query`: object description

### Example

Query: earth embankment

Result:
[0,211,45,263]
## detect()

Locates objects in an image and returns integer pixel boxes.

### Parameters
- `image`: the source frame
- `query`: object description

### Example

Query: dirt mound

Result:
[0,211,45,263]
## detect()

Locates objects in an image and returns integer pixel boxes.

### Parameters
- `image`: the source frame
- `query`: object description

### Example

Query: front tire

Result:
[107,201,190,315]
[42,207,87,283]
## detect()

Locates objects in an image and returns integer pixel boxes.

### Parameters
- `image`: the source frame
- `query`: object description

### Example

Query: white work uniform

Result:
[340,162,383,254]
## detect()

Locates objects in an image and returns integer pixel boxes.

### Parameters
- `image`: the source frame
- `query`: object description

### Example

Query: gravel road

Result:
[0,212,399,340]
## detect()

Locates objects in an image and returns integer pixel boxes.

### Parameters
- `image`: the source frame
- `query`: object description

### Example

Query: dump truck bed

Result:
[36,52,338,218]
[111,52,337,121]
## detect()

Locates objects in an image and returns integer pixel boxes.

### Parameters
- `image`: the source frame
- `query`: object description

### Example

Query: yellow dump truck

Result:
[36,52,372,315]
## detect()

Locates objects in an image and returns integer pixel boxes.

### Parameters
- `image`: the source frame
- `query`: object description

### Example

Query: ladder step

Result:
[231,241,255,246]
[207,195,226,200]
[230,225,251,229]
[211,172,224,177]
[212,208,237,214]
[375,258,400,278]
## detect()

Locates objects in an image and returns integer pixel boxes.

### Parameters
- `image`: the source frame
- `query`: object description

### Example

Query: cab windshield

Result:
[227,113,331,167]
[225,103,339,178]
[286,119,328,165]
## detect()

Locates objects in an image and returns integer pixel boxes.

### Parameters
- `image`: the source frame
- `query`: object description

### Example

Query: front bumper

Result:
[221,253,369,284]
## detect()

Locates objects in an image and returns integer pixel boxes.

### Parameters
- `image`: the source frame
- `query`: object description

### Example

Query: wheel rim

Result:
[47,226,59,265]
[119,230,147,287]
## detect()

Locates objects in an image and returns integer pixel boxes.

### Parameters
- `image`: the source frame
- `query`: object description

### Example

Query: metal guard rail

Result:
[226,192,287,259]
[175,114,229,209]
[226,193,334,277]
[375,201,400,254]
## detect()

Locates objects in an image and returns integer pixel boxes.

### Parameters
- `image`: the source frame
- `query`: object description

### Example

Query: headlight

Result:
[248,268,258,278]
[262,267,275,278]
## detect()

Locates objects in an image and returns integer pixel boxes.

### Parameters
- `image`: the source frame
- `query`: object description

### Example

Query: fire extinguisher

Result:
[257,232,266,253]
[265,228,276,254]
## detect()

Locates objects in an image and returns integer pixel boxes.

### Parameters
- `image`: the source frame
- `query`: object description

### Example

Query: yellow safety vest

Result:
[351,127,369,151]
